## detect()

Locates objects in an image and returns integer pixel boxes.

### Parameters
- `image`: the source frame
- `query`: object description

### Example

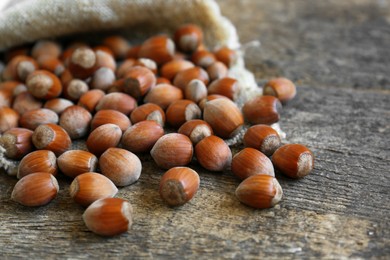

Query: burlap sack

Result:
[0,0,280,176]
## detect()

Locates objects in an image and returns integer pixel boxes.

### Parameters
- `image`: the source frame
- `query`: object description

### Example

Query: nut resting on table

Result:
[0,24,314,237]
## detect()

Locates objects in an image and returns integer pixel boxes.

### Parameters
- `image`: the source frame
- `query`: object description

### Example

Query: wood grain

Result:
[1,0,389,259]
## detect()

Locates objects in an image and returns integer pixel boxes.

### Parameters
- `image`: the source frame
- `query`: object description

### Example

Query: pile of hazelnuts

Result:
[0,24,314,236]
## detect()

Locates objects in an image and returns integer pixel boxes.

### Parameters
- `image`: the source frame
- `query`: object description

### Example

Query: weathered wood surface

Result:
[1,0,389,259]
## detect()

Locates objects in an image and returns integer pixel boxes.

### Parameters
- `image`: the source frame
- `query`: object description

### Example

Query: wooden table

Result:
[1,0,389,258]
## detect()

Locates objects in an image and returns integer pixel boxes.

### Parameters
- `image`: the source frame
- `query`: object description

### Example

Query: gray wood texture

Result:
[1,0,389,258]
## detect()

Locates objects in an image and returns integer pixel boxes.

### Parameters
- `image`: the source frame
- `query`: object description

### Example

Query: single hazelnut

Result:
[61,42,88,66]
[191,50,217,68]
[160,60,195,81]
[19,108,59,130]
[123,66,156,99]
[214,46,238,68]
[235,175,283,209]
[242,96,282,125]
[77,89,105,113]
[83,198,133,236]
[70,172,118,207]
[203,98,244,138]
[90,67,115,92]
[173,67,209,91]
[103,35,130,59]
[12,91,43,115]
[130,103,166,127]
[91,109,131,132]
[159,167,200,207]
[263,77,296,103]
[143,83,183,110]
[195,135,232,171]
[31,40,62,59]
[243,124,281,156]
[11,172,59,207]
[150,133,193,169]
[95,50,116,72]
[134,58,158,75]
[177,119,213,144]
[207,77,240,100]
[99,148,142,186]
[26,70,62,100]
[37,55,65,76]
[174,24,203,53]
[95,92,137,115]
[139,35,175,65]
[32,123,72,156]
[0,127,33,159]
[57,150,98,178]
[0,89,13,107]
[231,148,274,180]
[59,105,92,139]
[116,58,137,78]
[68,47,98,79]
[86,124,122,156]
[206,61,228,81]
[198,94,229,111]
[165,99,201,128]
[63,79,89,101]
[184,79,207,103]
[272,144,314,178]
[44,98,74,114]
[0,107,19,134]
[17,150,58,179]
[3,55,39,82]
[121,121,164,153]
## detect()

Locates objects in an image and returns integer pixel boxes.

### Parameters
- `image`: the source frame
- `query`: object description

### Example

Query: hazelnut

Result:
[160,60,195,81]
[143,83,183,110]
[178,119,213,144]
[272,144,314,178]
[31,40,62,59]
[57,150,98,178]
[203,98,244,138]
[95,50,116,72]
[198,94,229,111]
[166,99,201,128]
[26,70,62,100]
[59,105,92,139]
[70,172,118,207]
[103,35,130,59]
[3,55,39,82]
[174,24,203,53]
[95,92,137,115]
[12,91,43,115]
[17,150,58,179]
[214,46,237,68]
[0,127,33,159]
[126,45,141,59]
[130,103,166,127]
[0,89,12,107]
[195,135,232,171]
[184,79,207,103]
[37,55,65,76]
[231,148,274,180]
[123,66,156,99]
[106,79,125,93]
[68,47,98,79]
[191,50,217,68]
[263,77,296,103]
[159,167,200,207]
[235,175,283,209]
[91,109,131,132]
[99,148,142,186]
[150,133,193,169]
[242,96,282,125]
[32,123,72,156]
[173,67,209,91]
[121,121,164,153]
[116,58,137,78]
[19,108,59,130]
[139,35,175,65]
[207,77,240,100]
[77,89,105,113]
[11,172,59,207]
[83,198,133,236]
[134,58,158,75]
[0,107,19,134]
[44,98,74,114]
[86,124,122,156]
[243,124,281,156]
[206,61,228,81]
[62,79,89,101]
[90,67,115,92]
